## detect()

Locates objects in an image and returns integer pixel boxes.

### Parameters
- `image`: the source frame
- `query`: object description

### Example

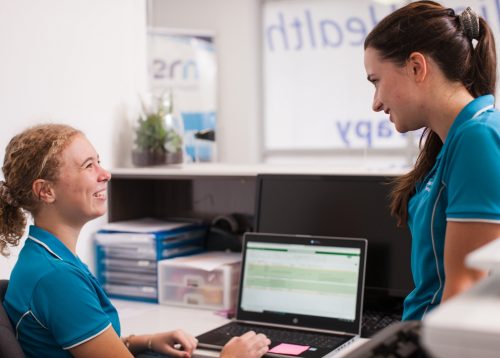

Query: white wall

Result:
[0,0,148,278]
[151,0,262,164]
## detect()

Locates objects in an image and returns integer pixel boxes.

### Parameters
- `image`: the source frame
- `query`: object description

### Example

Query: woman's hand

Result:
[220,331,271,358]
[148,329,198,358]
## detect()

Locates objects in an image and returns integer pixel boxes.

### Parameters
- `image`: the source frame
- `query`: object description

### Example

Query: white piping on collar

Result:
[471,104,494,119]
[28,235,63,260]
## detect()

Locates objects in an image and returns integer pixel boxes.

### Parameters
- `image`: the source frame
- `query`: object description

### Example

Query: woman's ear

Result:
[407,52,428,83]
[33,179,55,203]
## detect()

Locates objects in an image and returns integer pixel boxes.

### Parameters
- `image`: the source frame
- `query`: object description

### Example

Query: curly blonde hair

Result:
[0,124,81,256]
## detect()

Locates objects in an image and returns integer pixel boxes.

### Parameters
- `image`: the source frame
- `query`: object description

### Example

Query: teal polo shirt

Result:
[3,225,120,358]
[404,95,500,320]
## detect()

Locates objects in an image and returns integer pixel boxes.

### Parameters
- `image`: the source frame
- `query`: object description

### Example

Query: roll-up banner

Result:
[148,29,217,162]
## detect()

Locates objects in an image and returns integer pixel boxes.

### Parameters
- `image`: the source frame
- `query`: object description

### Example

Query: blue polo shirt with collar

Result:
[404,95,500,320]
[3,225,120,358]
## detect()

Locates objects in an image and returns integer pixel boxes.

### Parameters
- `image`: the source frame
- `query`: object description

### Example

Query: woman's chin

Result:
[393,122,409,134]
[90,207,108,220]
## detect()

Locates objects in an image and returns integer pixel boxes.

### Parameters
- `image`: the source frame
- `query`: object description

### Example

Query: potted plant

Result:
[132,93,184,166]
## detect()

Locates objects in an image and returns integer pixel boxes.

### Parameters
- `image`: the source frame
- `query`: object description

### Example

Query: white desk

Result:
[113,299,367,358]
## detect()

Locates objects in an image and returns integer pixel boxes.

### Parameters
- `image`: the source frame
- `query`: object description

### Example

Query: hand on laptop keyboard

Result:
[221,331,271,358]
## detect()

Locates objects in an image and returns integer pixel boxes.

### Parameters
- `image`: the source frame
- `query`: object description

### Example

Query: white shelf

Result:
[111,163,407,178]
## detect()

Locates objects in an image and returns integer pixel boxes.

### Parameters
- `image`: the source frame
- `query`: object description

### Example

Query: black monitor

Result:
[254,174,413,298]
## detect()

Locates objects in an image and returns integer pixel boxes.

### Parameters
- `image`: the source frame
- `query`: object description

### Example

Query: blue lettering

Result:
[305,9,317,49]
[267,12,289,51]
[152,58,198,81]
[336,119,411,148]
[265,5,397,52]
[496,0,500,26]
[152,59,167,79]
[291,18,304,50]
[336,122,351,146]
[182,60,199,80]
[169,60,182,79]
[320,20,343,47]
[346,17,367,46]
[368,4,395,27]
[378,120,393,138]
[480,4,489,21]
[355,121,373,147]
[264,1,500,53]
[369,5,379,28]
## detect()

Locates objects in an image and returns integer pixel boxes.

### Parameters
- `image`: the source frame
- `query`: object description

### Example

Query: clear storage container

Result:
[158,255,241,310]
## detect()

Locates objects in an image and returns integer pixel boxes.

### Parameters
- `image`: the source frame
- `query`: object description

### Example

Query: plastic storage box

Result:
[158,252,241,310]
[95,218,207,302]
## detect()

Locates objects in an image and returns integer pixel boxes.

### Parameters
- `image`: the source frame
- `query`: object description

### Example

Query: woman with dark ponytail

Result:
[364,1,500,320]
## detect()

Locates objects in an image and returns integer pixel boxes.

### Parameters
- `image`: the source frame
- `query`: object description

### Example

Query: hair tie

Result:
[0,181,19,207]
[459,7,480,45]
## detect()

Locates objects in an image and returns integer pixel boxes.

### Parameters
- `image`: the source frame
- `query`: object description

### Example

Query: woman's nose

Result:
[99,166,112,182]
[372,96,383,112]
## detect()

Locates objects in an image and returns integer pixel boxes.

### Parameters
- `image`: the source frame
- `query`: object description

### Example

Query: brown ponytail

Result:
[0,194,26,257]
[364,1,497,225]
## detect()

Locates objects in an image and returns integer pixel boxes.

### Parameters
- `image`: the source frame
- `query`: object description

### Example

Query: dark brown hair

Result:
[0,124,81,256]
[364,1,497,225]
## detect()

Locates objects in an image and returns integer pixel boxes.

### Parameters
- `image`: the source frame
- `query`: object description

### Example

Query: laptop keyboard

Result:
[212,322,348,349]
[361,309,401,338]
[342,321,429,358]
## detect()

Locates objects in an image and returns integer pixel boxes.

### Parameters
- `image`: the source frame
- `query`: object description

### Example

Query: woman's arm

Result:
[69,327,198,358]
[69,326,133,358]
[128,329,198,357]
[442,221,500,301]
[68,326,269,358]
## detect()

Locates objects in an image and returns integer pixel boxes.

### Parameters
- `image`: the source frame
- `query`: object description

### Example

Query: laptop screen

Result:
[237,233,367,335]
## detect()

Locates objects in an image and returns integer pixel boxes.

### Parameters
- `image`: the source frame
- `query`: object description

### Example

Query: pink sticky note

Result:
[269,343,310,355]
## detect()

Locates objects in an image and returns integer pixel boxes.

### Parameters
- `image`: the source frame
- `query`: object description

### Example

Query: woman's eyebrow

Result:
[79,156,95,166]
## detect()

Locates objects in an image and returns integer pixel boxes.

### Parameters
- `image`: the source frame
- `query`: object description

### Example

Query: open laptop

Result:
[196,232,367,358]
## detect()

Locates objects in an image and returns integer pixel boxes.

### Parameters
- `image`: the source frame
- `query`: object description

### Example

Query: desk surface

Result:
[113,299,367,358]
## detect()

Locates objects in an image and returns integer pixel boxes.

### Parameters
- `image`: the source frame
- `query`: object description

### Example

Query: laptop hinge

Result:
[235,319,356,337]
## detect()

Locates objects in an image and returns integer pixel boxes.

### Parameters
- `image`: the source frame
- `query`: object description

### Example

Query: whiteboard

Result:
[262,0,500,153]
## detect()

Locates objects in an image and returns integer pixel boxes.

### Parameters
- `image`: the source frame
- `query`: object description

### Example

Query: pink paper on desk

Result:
[269,343,310,355]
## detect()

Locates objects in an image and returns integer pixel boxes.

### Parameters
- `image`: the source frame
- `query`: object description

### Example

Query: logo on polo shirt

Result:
[425,178,434,192]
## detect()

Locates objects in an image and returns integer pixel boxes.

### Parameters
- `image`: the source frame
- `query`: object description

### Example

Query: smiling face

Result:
[50,134,111,226]
[364,47,426,133]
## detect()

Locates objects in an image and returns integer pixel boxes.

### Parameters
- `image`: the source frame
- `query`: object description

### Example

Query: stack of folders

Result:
[95,218,207,302]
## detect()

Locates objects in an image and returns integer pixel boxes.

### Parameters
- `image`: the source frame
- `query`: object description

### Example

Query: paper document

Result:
[94,232,155,245]
[101,218,191,233]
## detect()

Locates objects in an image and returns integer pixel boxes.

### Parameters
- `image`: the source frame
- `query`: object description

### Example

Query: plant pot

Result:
[165,151,183,165]
[132,150,183,167]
